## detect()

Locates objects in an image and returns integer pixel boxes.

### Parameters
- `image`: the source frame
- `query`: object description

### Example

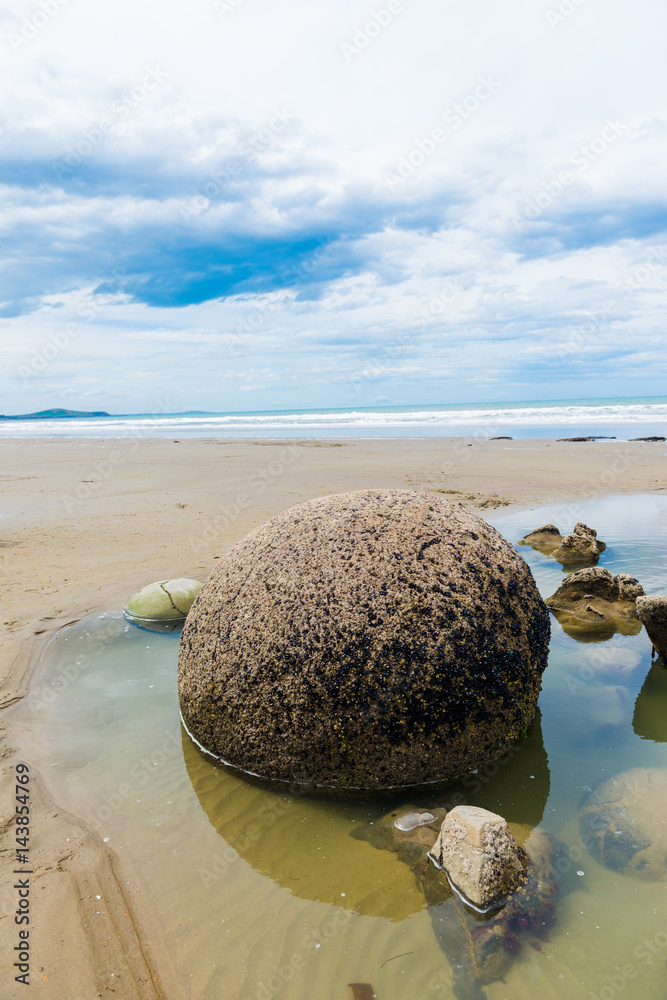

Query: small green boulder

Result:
[125,578,203,622]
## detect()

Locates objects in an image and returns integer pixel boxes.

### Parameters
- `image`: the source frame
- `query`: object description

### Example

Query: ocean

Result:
[2,396,667,439]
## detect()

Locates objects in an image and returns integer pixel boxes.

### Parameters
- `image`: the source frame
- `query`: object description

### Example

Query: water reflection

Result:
[183,709,550,916]
[633,657,667,741]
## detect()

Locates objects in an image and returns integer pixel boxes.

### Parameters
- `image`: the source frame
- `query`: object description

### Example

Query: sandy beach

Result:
[1,435,666,999]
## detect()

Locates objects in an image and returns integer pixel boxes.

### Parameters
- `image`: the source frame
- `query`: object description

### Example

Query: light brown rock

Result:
[178,490,550,790]
[520,524,563,555]
[428,805,528,910]
[546,567,644,638]
[636,595,667,658]
[552,522,606,566]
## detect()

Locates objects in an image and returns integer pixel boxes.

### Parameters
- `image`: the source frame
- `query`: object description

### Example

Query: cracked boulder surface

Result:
[125,578,203,620]
[546,567,644,639]
[178,489,550,790]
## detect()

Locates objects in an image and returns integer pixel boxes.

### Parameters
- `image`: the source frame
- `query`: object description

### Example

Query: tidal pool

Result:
[7,494,667,1000]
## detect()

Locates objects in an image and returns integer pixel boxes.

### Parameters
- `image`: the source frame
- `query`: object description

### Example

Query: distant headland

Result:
[0,409,110,421]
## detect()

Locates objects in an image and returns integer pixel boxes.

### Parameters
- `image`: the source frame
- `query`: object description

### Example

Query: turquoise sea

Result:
[1,396,667,440]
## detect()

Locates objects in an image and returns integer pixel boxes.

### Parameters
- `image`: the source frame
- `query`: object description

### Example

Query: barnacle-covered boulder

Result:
[178,490,550,791]
[429,805,528,911]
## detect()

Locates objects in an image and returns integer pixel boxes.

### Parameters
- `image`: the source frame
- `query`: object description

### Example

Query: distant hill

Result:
[0,408,111,421]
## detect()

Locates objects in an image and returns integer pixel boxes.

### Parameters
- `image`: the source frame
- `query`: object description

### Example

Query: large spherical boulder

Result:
[178,490,550,791]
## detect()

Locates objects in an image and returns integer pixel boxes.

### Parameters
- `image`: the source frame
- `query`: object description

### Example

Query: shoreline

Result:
[1,435,666,998]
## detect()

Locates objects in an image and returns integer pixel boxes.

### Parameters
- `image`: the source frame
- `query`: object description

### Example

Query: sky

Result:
[1,0,666,415]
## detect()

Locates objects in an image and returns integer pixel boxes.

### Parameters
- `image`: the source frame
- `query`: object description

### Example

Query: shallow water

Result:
[7,494,667,1000]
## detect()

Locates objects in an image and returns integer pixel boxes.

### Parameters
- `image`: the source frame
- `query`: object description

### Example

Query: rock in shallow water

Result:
[125,578,203,621]
[354,803,565,991]
[546,567,644,638]
[552,522,606,566]
[636,595,667,659]
[428,805,528,911]
[178,490,550,791]
[579,768,667,880]
[520,523,563,555]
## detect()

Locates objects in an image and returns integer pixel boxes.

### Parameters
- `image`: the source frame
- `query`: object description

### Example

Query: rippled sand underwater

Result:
[8,494,667,1000]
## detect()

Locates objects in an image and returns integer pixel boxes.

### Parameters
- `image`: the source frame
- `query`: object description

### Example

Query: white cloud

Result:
[1,0,666,411]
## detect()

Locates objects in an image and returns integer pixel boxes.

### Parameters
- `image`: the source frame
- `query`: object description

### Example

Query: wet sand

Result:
[0,435,666,998]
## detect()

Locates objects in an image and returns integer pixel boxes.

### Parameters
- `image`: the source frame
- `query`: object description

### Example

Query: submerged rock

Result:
[520,524,563,555]
[394,810,437,832]
[348,986,377,1000]
[546,567,644,639]
[354,804,564,993]
[178,490,550,791]
[425,826,562,989]
[636,595,667,659]
[125,578,203,622]
[579,768,667,880]
[428,806,528,911]
[351,806,448,877]
[552,522,606,566]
